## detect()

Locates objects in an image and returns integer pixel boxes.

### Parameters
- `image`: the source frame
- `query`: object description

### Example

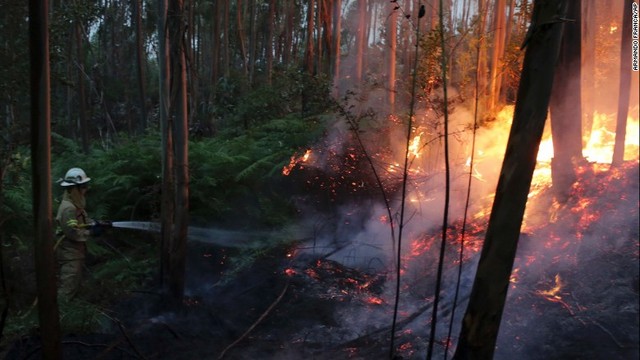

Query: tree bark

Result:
[488,0,506,110]
[387,0,397,114]
[248,0,257,85]
[611,0,633,166]
[134,0,148,133]
[582,0,596,143]
[168,0,189,302]
[305,0,316,74]
[158,0,174,289]
[549,0,582,196]
[355,0,366,84]
[236,0,249,77]
[75,21,90,152]
[331,0,342,97]
[266,0,276,84]
[29,0,62,357]
[453,1,568,358]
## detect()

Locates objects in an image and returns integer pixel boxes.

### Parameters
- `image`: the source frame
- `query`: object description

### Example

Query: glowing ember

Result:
[537,274,563,300]
[282,149,312,175]
[365,296,384,305]
[285,268,297,276]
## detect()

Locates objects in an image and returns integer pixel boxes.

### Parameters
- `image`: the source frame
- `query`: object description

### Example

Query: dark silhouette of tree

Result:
[29,0,62,357]
[134,0,148,133]
[167,0,190,302]
[549,0,583,197]
[612,0,633,166]
[453,1,569,358]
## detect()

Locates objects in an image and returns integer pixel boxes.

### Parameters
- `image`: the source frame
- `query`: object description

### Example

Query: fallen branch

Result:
[217,278,290,359]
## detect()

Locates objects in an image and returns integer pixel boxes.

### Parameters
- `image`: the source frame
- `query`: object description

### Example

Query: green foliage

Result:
[227,69,333,130]
[190,113,326,227]
[0,149,33,245]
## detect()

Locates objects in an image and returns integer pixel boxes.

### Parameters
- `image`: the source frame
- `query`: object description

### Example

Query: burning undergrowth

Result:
[6,104,638,359]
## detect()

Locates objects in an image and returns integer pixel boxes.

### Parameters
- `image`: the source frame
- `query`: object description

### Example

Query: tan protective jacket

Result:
[56,192,90,242]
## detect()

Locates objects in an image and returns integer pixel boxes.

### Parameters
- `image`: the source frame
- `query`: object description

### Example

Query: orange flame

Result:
[537,274,563,300]
[409,133,423,158]
[282,149,312,176]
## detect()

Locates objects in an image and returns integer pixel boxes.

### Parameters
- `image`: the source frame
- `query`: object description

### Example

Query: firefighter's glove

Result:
[89,222,103,236]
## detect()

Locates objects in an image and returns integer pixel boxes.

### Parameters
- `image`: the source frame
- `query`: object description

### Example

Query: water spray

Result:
[110,221,290,248]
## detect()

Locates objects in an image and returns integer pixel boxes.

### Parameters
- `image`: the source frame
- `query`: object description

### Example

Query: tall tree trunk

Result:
[549,0,582,196]
[611,0,633,166]
[582,0,596,143]
[283,0,294,65]
[236,0,249,77]
[476,0,489,113]
[75,21,90,152]
[355,0,365,84]
[29,0,62,357]
[305,0,316,74]
[248,0,257,85]
[387,0,397,113]
[266,0,275,84]
[499,0,516,103]
[452,1,568,358]
[222,0,230,78]
[331,0,342,97]
[167,0,189,302]
[158,0,173,289]
[211,0,221,89]
[134,0,148,133]
[488,0,506,110]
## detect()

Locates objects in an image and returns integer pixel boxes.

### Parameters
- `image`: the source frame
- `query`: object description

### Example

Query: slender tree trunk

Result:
[29,0,62,357]
[222,0,230,77]
[477,0,489,113]
[167,0,189,302]
[499,0,516,103]
[611,0,633,166]
[549,0,582,196]
[248,0,257,85]
[387,0,397,114]
[355,0,365,84]
[582,0,596,143]
[488,0,506,110]
[134,0,147,133]
[75,21,90,152]
[331,0,342,97]
[236,0,249,77]
[283,0,294,65]
[453,1,568,358]
[158,0,173,289]
[305,0,316,74]
[211,0,220,89]
[266,0,275,84]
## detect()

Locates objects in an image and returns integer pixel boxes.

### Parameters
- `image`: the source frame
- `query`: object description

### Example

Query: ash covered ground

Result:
[6,162,639,360]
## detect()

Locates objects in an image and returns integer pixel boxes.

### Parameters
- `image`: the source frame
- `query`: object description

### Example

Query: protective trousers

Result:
[57,239,87,299]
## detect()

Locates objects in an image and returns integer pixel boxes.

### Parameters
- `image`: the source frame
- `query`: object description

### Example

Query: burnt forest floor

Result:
[4,162,640,360]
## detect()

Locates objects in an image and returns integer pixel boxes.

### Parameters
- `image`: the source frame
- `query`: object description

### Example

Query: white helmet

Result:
[60,167,91,187]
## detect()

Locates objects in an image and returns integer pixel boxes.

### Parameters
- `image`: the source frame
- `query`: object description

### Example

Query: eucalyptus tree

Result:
[549,0,583,195]
[453,0,569,357]
[611,0,633,166]
[488,0,506,111]
[133,0,148,133]
[167,0,190,302]
[30,0,62,357]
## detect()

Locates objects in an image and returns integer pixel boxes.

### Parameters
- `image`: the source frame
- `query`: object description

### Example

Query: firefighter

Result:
[55,167,103,299]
